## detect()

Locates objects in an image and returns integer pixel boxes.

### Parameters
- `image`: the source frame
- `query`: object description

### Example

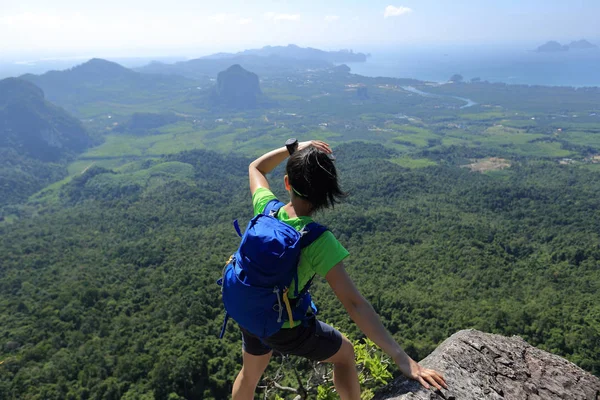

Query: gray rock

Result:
[375,329,600,400]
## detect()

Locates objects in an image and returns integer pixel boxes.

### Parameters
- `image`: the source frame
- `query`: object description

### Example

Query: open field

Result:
[45,68,598,184]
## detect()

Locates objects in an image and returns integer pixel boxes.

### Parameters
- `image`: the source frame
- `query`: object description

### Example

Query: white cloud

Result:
[384,5,413,18]
[209,14,253,25]
[0,12,82,29]
[210,13,233,23]
[324,15,340,22]
[264,12,301,22]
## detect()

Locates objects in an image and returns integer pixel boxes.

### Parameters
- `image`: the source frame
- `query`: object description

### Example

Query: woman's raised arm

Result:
[248,146,288,195]
[248,141,332,195]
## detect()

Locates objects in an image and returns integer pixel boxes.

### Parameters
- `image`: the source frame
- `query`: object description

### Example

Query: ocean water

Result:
[346,46,600,88]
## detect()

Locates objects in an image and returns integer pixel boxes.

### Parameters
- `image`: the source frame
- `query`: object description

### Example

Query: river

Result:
[402,86,477,109]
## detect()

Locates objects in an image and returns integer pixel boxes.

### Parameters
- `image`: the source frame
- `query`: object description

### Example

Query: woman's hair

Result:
[286,146,346,212]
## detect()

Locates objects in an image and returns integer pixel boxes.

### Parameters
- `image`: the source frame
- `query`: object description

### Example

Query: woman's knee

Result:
[326,336,355,365]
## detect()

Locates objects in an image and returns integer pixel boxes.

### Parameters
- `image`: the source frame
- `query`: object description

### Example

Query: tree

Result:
[449,74,464,83]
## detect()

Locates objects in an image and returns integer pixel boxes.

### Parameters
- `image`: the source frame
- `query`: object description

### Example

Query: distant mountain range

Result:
[16,57,279,117]
[136,44,366,79]
[21,59,193,115]
[535,39,598,52]
[204,44,368,63]
[136,54,331,79]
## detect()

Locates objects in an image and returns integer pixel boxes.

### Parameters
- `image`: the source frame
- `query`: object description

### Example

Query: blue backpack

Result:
[218,199,327,338]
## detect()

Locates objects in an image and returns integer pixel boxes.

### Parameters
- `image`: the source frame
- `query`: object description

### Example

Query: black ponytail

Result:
[286,147,346,212]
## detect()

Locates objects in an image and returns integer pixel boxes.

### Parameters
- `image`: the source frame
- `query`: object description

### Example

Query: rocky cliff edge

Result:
[375,329,600,400]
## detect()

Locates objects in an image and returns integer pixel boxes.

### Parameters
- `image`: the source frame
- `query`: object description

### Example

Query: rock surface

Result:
[374,330,600,400]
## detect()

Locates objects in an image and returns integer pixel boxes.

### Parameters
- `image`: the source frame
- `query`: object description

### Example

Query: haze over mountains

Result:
[0,58,280,206]
[0,77,91,206]
[137,55,329,80]
[135,44,365,79]
[20,58,194,115]
[0,78,89,161]
[203,44,368,63]
[535,39,598,52]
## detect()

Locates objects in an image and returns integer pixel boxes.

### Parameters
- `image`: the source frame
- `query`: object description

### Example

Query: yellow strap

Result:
[224,254,234,266]
[283,288,295,328]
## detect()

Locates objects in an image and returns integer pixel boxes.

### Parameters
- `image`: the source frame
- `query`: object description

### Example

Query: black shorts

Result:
[241,317,343,361]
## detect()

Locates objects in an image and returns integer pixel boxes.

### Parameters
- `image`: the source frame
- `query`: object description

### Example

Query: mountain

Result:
[0,78,90,162]
[136,54,331,79]
[21,58,138,93]
[205,44,369,63]
[20,59,193,115]
[375,330,600,400]
[568,39,598,50]
[535,41,569,52]
[535,39,598,52]
[212,64,262,109]
[0,78,91,206]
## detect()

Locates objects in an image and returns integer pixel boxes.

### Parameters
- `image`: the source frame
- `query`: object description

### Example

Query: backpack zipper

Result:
[273,287,283,323]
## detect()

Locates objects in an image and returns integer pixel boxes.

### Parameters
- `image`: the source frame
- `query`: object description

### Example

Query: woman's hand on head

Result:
[298,140,332,154]
[394,354,448,391]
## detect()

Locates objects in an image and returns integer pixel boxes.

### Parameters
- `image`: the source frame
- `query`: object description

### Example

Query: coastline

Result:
[345,48,600,88]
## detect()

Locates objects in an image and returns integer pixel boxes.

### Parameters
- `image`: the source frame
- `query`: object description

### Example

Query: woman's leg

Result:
[323,336,361,400]
[232,350,272,400]
[264,319,360,400]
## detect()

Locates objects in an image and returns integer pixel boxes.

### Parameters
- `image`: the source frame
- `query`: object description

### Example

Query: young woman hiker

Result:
[231,140,447,400]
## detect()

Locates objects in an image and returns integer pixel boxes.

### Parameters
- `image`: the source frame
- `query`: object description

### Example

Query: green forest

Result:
[1,54,600,399]
[1,143,599,399]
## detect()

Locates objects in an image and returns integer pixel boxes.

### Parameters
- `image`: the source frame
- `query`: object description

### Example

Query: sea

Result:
[345,45,600,88]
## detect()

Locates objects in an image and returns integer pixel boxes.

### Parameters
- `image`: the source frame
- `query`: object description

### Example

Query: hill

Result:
[535,39,598,52]
[0,78,92,207]
[20,59,194,116]
[0,78,90,161]
[136,45,366,80]
[205,44,368,63]
[535,41,569,52]
[211,64,262,109]
[136,54,331,79]
[568,39,598,50]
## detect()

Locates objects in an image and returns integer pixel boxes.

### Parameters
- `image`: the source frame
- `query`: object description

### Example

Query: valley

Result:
[1,53,599,399]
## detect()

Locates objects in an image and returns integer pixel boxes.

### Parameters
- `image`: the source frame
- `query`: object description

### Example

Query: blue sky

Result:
[2,0,599,58]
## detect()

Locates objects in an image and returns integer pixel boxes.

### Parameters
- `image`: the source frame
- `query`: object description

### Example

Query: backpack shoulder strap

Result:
[263,199,285,217]
[299,222,328,249]
[290,222,329,299]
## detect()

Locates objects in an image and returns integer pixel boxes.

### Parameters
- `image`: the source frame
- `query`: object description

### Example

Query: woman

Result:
[232,140,447,400]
